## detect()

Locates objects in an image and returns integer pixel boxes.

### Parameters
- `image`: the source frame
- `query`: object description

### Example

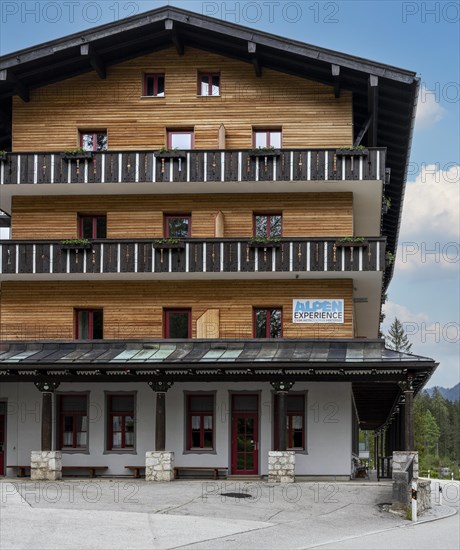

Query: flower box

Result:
[60,242,93,250]
[335,240,369,248]
[152,241,185,249]
[154,150,187,159]
[248,241,281,248]
[61,152,93,161]
[335,148,369,156]
[248,149,281,157]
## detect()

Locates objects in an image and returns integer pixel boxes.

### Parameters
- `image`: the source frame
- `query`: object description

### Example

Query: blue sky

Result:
[0,1,459,388]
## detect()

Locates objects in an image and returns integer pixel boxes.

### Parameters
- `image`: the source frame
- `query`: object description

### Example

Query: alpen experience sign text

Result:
[293,299,344,323]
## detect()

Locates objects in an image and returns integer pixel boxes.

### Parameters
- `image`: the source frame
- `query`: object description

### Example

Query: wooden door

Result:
[231,410,259,475]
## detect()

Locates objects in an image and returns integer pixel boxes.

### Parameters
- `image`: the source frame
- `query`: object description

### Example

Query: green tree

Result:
[386,317,412,352]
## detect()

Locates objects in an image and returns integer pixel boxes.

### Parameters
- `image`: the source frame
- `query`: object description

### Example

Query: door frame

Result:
[0,401,6,477]
[229,392,260,475]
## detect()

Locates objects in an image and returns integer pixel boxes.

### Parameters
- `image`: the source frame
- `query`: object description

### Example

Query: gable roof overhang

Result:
[0,339,437,429]
[0,6,419,284]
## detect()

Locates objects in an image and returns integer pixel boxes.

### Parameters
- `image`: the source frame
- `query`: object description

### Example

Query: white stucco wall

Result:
[1,381,352,477]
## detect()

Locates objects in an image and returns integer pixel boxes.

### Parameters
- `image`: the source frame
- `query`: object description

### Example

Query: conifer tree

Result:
[386,317,412,352]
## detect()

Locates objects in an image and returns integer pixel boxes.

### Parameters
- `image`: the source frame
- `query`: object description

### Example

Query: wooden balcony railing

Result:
[0,148,386,185]
[0,238,386,276]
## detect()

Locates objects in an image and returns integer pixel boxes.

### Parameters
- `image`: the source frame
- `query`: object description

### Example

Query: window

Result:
[58,394,88,450]
[254,214,282,238]
[79,131,107,151]
[164,214,191,238]
[198,73,220,96]
[107,394,135,451]
[143,73,165,97]
[78,215,107,239]
[254,308,282,338]
[187,394,214,450]
[75,309,103,340]
[274,393,305,450]
[167,130,194,150]
[253,130,282,148]
[164,309,191,338]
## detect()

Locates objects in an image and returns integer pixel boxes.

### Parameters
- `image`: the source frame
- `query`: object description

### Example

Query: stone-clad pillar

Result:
[31,381,62,481]
[269,381,295,483]
[146,380,174,481]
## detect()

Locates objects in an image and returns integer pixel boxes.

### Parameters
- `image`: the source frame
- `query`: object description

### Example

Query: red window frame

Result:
[107,394,135,451]
[253,308,282,338]
[79,130,107,151]
[253,213,282,238]
[186,394,214,450]
[167,130,194,149]
[164,214,191,238]
[58,394,88,450]
[274,393,306,451]
[75,309,103,340]
[253,129,282,148]
[164,308,192,338]
[78,214,107,239]
[143,73,165,97]
[197,72,220,96]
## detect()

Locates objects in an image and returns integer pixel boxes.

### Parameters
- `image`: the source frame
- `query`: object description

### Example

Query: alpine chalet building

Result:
[0,7,437,481]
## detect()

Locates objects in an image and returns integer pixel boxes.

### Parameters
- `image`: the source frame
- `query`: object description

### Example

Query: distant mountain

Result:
[426,383,460,402]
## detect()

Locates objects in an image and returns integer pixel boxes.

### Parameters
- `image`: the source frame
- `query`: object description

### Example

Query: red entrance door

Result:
[231,407,259,475]
[0,415,5,476]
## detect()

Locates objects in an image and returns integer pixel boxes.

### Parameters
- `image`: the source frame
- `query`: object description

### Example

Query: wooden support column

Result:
[374,431,379,479]
[34,381,60,451]
[148,381,173,451]
[271,381,294,451]
[399,404,406,450]
[399,378,414,451]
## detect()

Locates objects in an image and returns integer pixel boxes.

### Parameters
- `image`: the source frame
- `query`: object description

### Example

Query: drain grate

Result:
[220,492,252,499]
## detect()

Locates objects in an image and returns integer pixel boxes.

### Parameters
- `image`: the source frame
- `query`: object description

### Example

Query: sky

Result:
[0,0,458,388]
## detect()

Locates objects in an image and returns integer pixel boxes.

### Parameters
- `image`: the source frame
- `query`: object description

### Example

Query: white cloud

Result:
[382,302,429,334]
[400,164,460,240]
[415,86,447,129]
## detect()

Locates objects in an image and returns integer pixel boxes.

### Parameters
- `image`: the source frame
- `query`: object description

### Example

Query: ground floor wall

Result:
[0,381,353,477]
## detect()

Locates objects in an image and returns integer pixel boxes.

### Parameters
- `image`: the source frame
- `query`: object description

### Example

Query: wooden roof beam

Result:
[368,75,379,146]
[165,19,184,56]
[332,64,340,98]
[248,41,262,77]
[0,69,29,102]
[80,44,106,79]
[354,113,372,146]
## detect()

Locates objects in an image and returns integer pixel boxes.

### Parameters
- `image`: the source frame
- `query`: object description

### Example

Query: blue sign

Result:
[292,299,344,324]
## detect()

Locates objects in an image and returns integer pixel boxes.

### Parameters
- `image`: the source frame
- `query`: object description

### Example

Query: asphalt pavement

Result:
[0,478,457,549]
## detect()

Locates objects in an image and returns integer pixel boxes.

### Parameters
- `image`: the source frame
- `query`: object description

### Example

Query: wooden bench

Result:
[125,466,145,479]
[62,466,108,478]
[174,466,227,480]
[6,465,108,478]
[7,465,30,478]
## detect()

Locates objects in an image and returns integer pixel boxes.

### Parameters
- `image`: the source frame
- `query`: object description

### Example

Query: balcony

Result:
[0,237,386,279]
[0,148,386,186]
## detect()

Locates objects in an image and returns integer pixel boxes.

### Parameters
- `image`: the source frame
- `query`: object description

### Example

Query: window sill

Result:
[103,450,137,455]
[59,449,90,455]
[183,449,217,455]
[140,96,166,99]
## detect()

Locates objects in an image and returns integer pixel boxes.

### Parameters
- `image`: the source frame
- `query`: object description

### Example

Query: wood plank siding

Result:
[12,47,353,152]
[0,280,353,340]
[11,193,353,239]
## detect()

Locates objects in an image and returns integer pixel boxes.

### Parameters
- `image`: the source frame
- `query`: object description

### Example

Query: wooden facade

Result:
[0,280,353,340]
[11,193,353,239]
[12,48,353,152]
